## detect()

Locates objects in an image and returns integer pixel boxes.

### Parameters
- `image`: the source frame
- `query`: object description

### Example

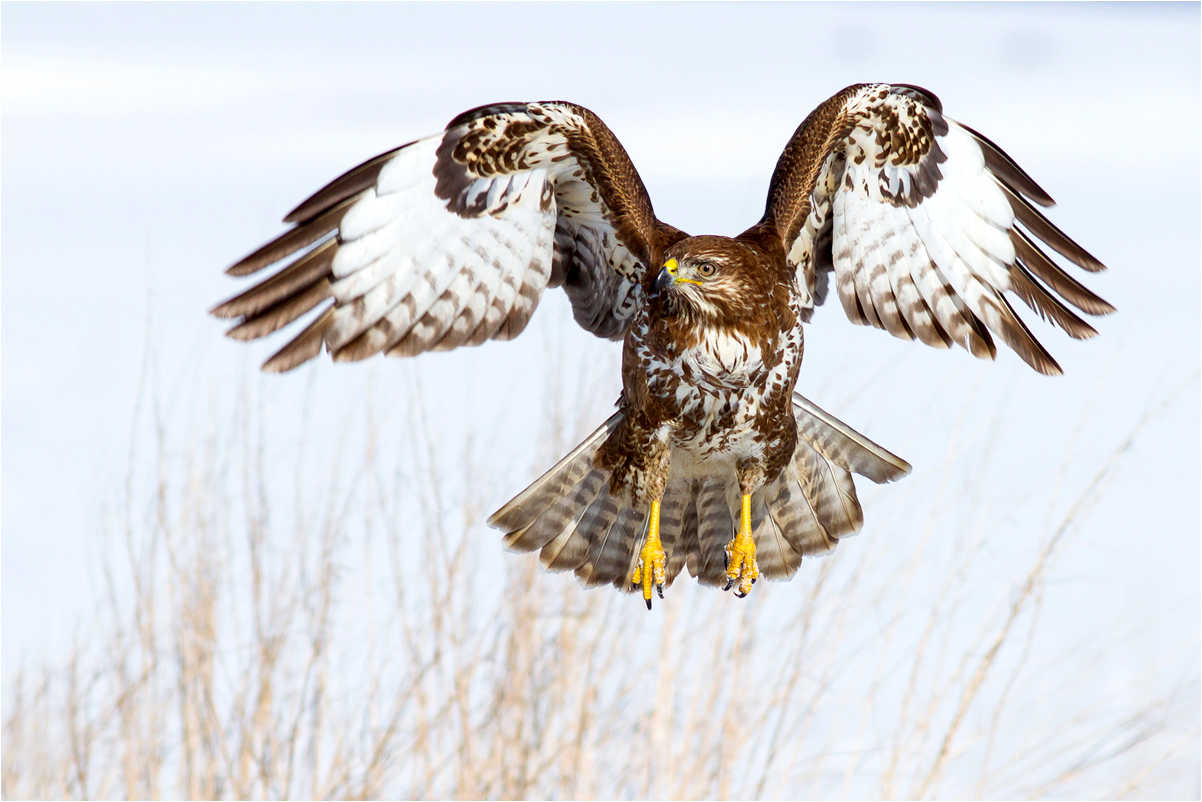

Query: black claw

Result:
[645,597,652,611]
[752,576,757,585]
[735,589,748,599]
[723,579,734,592]
[656,584,664,600]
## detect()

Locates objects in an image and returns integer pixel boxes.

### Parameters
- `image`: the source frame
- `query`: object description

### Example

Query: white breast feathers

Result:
[683,328,764,388]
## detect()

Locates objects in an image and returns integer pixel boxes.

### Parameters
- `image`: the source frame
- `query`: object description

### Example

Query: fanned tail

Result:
[683,393,911,586]
[488,412,621,539]
[488,394,911,592]
[752,394,911,577]
[790,393,912,483]
[489,412,646,591]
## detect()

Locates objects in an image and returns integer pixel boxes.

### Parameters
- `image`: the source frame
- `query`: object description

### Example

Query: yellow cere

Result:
[663,258,702,286]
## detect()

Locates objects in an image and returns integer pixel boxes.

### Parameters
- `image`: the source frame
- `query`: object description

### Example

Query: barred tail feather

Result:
[795,437,864,538]
[567,490,621,585]
[756,446,858,572]
[532,469,609,571]
[691,476,737,588]
[490,412,649,591]
[751,494,803,581]
[658,475,694,588]
[792,393,912,483]
[489,396,910,592]
[757,395,912,570]
[763,472,835,557]
[579,506,646,589]
[488,412,621,537]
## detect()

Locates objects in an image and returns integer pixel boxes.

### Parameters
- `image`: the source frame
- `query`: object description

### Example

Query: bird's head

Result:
[650,236,774,327]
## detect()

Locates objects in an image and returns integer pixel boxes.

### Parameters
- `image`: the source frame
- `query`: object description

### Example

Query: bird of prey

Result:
[213,84,1111,608]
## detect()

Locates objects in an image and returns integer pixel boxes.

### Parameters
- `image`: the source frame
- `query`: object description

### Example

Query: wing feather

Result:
[997,182,1105,272]
[1009,261,1098,339]
[283,145,408,225]
[211,239,337,321]
[832,188,868,325]
[957,122,1055,207]
[881,205,946,347]
[1011,228,1115,315]
[756,83,1111,374]
[261,307,335,374]
[215,102,682,372]
[224,278,332,342]
[847,198,885,330]
[225,196,357,278]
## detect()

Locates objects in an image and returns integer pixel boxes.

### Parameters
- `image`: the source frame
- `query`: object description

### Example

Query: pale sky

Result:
[3,3,1199,750]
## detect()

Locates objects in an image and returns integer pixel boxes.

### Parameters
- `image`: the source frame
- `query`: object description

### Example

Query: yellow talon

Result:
[633,499,666,609]
[724,493,759,597]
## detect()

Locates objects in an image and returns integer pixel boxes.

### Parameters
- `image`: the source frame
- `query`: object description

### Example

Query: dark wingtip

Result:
[998,183,1108,273]
[212,239,337,320]
[995,294,1065,377]
[258,306,333,373]
[1011,229,1114,315]
[224,198,353,278]
[960,121,1057,208]
[282,144,407,225]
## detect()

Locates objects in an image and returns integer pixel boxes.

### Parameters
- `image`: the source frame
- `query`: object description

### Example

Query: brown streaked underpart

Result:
[212,85,1111,598]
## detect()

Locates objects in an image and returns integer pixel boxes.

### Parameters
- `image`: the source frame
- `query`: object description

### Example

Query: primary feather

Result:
[214,85,1109,599]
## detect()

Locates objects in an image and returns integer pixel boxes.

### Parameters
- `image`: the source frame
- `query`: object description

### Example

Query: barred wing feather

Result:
[759,83,1113,375]
[213,102,681,372]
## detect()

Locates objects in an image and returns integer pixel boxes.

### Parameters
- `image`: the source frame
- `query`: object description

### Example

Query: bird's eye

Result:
[696,262,717,278]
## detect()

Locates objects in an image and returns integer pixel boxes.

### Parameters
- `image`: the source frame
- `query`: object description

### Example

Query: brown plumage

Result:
[213,84,1111,604]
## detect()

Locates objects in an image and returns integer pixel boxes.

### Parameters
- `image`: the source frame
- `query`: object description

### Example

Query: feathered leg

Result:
[593,414,674,609]
[723,439,791,598]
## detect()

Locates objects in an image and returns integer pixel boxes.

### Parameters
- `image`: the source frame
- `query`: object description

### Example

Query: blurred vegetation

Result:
[2,352,1196,800]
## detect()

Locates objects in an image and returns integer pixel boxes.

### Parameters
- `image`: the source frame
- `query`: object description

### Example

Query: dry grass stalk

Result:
[2,344,1196,800]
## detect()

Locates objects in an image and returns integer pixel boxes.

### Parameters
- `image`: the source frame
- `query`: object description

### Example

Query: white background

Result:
[3,4,1198,771]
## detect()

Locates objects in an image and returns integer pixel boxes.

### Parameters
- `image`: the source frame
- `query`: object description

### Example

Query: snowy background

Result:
[3,3,1199,796]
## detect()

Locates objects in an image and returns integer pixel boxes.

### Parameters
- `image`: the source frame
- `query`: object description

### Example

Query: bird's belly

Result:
[637,316,803,478]
[668,384,770,466]
[642,329,796,467]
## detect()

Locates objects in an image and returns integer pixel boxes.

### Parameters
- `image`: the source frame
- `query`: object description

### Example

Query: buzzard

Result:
[213,84,1111,607]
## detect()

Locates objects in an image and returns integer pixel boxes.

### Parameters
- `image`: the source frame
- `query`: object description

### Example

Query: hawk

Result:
[213,84,1111,607]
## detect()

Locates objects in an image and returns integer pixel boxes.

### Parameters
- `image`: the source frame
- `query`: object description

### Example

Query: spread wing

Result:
[753,83,1114,375]
[212,102,686,372]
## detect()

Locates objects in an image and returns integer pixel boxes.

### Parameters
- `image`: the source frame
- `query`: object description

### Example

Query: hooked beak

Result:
[652,266,674,297]
[651,257,679,298]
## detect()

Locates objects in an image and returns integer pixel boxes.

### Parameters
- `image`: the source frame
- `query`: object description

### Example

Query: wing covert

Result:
[213,102,684,372]
[753,83,1113,375]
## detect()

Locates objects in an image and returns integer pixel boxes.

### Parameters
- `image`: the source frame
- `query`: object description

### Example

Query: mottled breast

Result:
[633,309,803,462]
